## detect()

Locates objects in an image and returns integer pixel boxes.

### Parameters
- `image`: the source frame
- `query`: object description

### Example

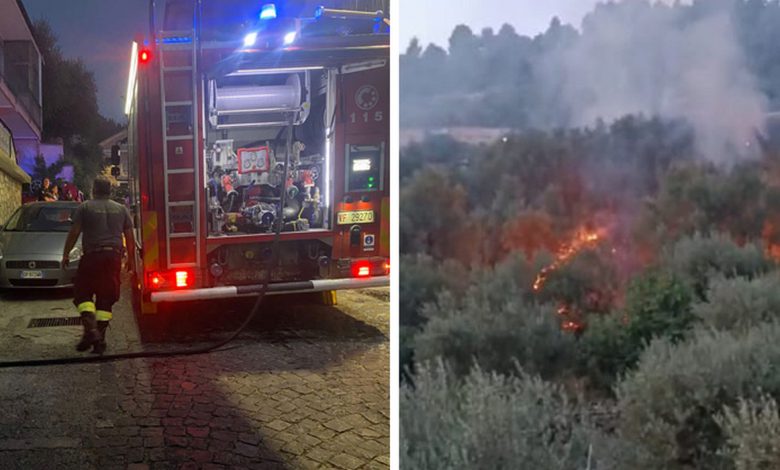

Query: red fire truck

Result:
[125,0,390,314]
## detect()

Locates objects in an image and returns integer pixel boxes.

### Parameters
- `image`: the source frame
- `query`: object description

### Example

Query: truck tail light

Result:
[147,270,193,290]
[148,272,164,288]
[352,260,371,278]
[175,270,189,287]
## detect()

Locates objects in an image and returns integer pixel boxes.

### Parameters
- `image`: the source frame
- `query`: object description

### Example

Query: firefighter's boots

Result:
[76,312,100,352]
[92,321,109,355]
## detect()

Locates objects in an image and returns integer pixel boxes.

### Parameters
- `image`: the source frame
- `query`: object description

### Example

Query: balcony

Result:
[0,39,42,135]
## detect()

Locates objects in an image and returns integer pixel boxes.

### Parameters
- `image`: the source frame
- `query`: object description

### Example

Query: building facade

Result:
[99,129,129,189]
[0,0,41,219]
[0,120,28,221]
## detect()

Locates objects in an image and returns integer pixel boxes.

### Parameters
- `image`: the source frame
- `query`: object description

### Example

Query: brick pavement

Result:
[0,288,389,469]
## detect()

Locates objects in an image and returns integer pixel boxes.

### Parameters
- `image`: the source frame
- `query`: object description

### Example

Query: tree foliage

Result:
[613,322,780,468]
[401,0,780,128]
[31,20,122,193]
[401,362,592,470]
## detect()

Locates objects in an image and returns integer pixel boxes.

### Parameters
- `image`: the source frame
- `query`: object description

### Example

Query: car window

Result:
[2,208,22,231]
[4,206,75,232]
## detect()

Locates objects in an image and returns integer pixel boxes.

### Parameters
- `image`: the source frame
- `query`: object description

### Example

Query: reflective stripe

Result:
[143,211,159,271]
[95,310,113,321]
[380,196,389,257]
[77,301,96,313]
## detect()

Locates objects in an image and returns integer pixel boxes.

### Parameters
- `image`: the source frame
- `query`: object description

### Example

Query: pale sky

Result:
[400,0,613,49]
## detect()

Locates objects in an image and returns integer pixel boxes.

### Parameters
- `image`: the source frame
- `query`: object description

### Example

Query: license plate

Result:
[21,271,43,279]
[337,210,374,225]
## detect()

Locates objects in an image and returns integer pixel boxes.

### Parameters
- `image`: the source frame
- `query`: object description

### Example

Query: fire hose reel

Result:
[209,73,309,128]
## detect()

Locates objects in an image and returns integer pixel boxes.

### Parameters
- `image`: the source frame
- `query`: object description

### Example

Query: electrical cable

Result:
[0,115,297,369]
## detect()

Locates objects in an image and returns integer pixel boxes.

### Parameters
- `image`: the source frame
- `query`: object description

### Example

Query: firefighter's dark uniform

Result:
[72,198,132,353]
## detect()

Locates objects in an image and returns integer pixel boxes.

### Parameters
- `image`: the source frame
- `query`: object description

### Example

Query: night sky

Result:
[21,0,147,122]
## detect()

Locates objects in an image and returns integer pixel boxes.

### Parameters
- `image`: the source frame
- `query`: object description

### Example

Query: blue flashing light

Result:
[283,31,297,45]
[314,5,324,19]
[244,31,258,47]
[260,4,277,20]
[162,36,192,44]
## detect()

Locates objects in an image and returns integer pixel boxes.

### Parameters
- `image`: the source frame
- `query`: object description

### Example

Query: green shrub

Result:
[401,361,592,470]
[577,313,634,391]
[611,322,780,469]
[577,270,695,391]
[717,395,780,470]
[624,269,695,344]
[415,294,576,379]
[694,273,780,332]
[465,250,544,307]
[663,233,772,298]
[400,254,468,328]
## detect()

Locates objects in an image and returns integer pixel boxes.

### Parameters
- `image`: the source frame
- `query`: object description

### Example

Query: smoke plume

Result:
[539,0,768,163]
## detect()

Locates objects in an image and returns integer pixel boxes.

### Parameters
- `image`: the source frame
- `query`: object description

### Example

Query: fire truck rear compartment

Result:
[204,68,331,237]
[207,239,331,285]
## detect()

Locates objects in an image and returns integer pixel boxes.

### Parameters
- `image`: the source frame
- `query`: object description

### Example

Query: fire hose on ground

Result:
[0,118,297,369]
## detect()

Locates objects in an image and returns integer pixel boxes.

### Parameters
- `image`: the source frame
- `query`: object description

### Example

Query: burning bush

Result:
[401,361,592,470]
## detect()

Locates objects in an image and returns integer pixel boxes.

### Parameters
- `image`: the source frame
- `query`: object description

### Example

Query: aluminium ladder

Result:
[158,22,201,269]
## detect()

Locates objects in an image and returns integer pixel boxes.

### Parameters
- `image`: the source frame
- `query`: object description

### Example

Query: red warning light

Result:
[352,260,372,278]
[139,49,152,64]
[148,272,164,289]
[175,270,190,288]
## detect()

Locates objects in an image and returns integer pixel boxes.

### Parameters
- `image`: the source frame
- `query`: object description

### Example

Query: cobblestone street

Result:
[0,281,389,469]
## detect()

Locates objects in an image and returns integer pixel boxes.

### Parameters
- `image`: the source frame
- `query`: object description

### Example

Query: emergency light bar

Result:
[139,48,152,64]
[315,6,383,20]
[244,31,258,47]
[260,4,277,20]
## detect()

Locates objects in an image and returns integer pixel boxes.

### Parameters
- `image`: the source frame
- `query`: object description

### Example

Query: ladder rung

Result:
[160,30,193,38]
[164,66,193,72]
[165,135,193,141]
[170,232,197,239]
[165,101,193,107]
[168,262,198,268]
[167,168,195,175]
[168,201,195,207]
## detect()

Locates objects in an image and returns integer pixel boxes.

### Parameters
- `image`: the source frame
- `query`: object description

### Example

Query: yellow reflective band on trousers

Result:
[95,310,113,321]
[77,301,96,313]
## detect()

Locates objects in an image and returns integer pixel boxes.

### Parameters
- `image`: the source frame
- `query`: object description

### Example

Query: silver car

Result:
[0,201,82,288]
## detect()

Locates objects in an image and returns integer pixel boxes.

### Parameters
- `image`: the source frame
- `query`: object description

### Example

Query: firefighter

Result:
[62,176,136,354]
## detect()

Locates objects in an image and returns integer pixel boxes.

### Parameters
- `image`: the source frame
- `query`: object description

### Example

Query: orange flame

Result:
[562,320,580,331]
[533,228,602,292]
